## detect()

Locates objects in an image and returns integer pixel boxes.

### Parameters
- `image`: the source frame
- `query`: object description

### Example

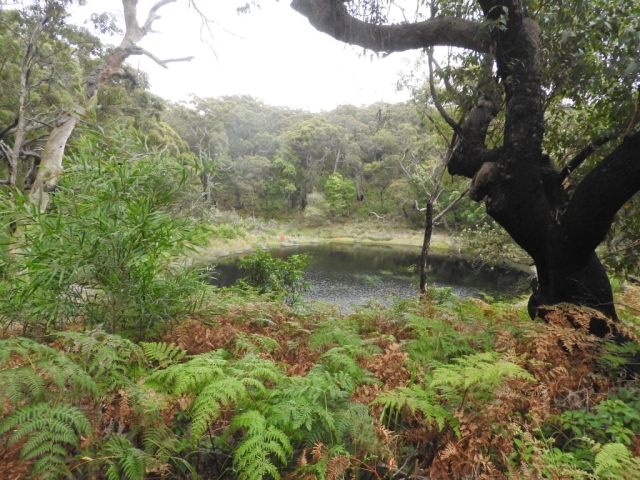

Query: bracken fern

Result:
[54,329,145,385]
[0,337,98,407]
[0,403,91,479]
[226,410,292,480]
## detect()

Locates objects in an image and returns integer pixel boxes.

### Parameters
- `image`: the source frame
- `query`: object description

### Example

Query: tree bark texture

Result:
[294,0,640,334]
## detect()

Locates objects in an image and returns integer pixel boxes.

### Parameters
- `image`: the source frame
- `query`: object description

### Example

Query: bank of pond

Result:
[210,243,530,309]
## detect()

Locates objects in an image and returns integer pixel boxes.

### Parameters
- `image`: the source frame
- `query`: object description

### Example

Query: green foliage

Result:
[267,366,376,449]
[102,435,151,480]
[430,351,536,405]
[0,131,207,340]
[210,223,245,239]
[593,442,640,480]
[0,337,98,408]
[401,313,485,366]
[145,350,229,395]
[53,328,145,385]
[147,350,284,439]
[557,387,640,467]
[324,173,356,217]
[226,411,292,480]
[141,341,187,368]
[1,291,639,479]
[0,403,91,479]
[373,384,454,431]
[236,249,310,305]
[374,351,533,436]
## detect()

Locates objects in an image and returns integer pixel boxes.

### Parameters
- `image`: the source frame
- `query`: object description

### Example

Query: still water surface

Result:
[210,244,529,310]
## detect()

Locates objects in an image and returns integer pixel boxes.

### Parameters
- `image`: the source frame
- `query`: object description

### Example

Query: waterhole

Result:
[210,243,529,310]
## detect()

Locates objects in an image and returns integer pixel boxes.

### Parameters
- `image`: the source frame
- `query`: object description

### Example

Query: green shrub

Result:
[236,249,310,305]
[0,131,207,340]
[554,387,640,469]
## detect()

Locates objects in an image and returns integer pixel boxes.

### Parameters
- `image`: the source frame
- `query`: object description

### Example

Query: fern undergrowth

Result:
[0,292,639,479]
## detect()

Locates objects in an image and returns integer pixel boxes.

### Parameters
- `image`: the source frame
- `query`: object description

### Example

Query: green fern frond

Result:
[234,332,282,355]
[141,424,174,454]
[141,341,186,368]
[266,366,364,446]
[145,350,227,395]
[120,382,171,432]
[309,318,368,353]
[372,384,454,431]
[318,347,372,383]
[55,329,145,381]
[334,402,378,448]
[402,313,478,365]
[228,355,285,384]
[42,354,100,398]
[229,411,292,480]
[0,368,46,408]
[102,434,151,480]
[190,376,257,438]
[0,402,91,478]
[0,337,48,363]
[594,443,640,479]
[0,337,98,406]
[430,352,535,402]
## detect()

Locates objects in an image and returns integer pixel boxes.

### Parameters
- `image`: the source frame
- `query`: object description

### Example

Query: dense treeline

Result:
[164,96,476,228]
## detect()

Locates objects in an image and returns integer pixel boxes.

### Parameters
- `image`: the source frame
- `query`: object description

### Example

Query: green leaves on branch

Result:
[324,173,356,217]
[0,131,207,340]
[236,249,310,305]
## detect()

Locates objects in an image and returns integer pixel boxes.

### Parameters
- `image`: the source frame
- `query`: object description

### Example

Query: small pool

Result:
[209,243,529,309]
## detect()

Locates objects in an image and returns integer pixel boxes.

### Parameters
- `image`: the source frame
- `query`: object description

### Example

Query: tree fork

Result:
[293,0,640,335]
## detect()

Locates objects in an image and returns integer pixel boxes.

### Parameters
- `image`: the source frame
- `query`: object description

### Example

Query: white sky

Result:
[75,0,423,112]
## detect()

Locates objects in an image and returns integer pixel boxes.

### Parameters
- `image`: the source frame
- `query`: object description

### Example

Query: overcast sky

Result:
[75,0,423,112]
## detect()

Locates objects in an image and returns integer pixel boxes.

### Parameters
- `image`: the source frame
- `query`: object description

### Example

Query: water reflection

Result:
[210,244,529,310]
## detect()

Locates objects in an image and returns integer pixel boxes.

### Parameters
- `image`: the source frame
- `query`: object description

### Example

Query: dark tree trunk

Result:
[529,253,617,336]
[292,0,640,337]
[419,201,433,294]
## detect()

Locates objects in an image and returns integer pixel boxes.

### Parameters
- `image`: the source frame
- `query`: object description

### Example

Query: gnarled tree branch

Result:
[29,0,191,210]
[290,0,491,54]
[556,130,640,267]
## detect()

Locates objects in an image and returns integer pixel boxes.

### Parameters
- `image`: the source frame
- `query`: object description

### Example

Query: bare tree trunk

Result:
[419,201,433,294]
[333,148,341,173]
[27,112,78,208]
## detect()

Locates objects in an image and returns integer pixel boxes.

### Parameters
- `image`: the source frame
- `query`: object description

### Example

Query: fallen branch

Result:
[368,211,388,222]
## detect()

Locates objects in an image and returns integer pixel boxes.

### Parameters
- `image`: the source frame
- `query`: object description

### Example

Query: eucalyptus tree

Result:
[0,1,101,190]
[276,117,348,210]
[293,0,640,335]
[1,0,195,211]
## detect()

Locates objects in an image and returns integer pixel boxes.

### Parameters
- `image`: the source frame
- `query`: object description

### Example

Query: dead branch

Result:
[368,211,388,222]
[560,135,613,180]
[0,117,18,140]
[128,46,194,68]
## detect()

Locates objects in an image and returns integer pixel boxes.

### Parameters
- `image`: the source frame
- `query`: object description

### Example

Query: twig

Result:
[427,48,462,135]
